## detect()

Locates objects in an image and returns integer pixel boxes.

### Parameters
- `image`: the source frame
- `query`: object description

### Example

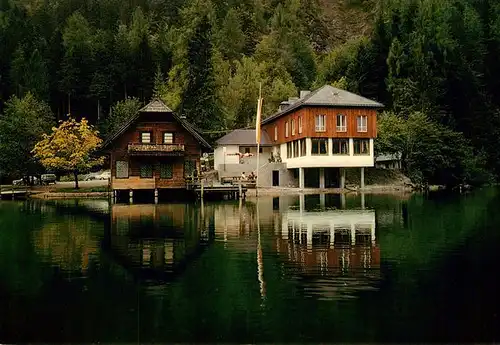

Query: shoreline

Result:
[29,191,110,199]
[25,184,413,200]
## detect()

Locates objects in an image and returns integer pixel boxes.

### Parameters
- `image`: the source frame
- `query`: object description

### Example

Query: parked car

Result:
[12,178,24,186]
[41,174,57,185]
[95,171,111,180]
[83,172,100,181]
[12,176,39,185]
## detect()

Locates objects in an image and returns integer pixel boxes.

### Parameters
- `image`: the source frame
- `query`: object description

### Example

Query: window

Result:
[259,147,263,153]
[291,119,296,136]
[274,126,278,141]
[336,114,347,132]
[140,132,152,143]
[287,142,292,158]
[332,139,349,155]
[315,115,326,132]
[293,140,299,157]
[354,139,370,155]
[160,163,173,179]
[298,117,303,134]
[285,121,289,137]
[184,160,196,177]
[116,161,129,178]
[244,147,251,154]
[311,138,328,155]
[357,115,368,132]
[140,164,153,178]
[300,139,306,156]
[163,132,173,144]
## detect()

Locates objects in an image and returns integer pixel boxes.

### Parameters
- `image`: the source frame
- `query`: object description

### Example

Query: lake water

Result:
[1,188,500,343]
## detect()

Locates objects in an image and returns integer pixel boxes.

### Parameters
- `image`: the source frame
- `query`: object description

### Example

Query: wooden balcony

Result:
[128,143,185,156]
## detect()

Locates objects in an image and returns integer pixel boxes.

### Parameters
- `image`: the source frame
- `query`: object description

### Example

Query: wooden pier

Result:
[0,185,30,200]
[187,179,247,200]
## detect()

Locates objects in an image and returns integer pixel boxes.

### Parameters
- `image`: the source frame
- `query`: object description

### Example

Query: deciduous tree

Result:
[32,117,104,189]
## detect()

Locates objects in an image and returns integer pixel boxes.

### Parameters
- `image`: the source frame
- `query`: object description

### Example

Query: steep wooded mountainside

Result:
[1,0,500,186]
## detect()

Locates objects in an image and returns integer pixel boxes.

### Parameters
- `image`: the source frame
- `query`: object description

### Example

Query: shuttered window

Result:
[141,132,152,143]
[163,132,173,144]
[140,164,153,178]
[160,163,173,179]
[116,161,129,178]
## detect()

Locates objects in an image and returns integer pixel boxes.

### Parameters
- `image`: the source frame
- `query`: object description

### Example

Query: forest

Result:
[1,0,500,187]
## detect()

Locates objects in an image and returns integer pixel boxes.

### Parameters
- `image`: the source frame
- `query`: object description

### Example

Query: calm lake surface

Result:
[1,188,500,343]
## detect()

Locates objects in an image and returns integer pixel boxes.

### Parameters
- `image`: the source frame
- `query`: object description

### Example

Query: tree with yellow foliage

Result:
[32,117,104,189]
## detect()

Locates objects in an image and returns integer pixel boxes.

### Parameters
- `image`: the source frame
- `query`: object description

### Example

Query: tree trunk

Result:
[74,170,79,189]
[97,99,101,121]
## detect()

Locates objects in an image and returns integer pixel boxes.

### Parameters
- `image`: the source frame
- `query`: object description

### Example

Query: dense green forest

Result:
[1,0,500,186]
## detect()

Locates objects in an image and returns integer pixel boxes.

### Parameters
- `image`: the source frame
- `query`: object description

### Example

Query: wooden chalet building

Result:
[260,85,384,189]
[102,99,211,199]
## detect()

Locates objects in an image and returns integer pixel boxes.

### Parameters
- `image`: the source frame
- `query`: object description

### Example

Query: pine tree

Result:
[179,15,222,131]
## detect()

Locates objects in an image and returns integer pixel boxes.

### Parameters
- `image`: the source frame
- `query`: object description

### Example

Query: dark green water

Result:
[1,188,500,343]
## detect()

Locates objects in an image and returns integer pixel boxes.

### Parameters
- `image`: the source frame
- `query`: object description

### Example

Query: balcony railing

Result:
[128,143,185,155]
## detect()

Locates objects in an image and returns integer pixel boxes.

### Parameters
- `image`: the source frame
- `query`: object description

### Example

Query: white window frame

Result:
[291,119,296,136]
[315,114,326,132]
[163,132,173,144]
[357,115,368,132]
[298,116,303,134]
[336,114,347,132]
[141,132,151,143]
[274,126,278,141]
[285,121,289,137]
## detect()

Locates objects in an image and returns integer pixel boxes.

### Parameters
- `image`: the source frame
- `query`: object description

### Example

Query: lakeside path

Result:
[25,181,413,200]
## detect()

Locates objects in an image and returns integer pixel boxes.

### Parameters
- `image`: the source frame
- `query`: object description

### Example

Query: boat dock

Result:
[188,181,247,200]
[193,184,247,200]
[0,185,30,199]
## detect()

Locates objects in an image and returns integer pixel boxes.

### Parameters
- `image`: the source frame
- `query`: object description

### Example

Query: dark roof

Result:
[103,99,211,150]
[215,129,273,146]
[262,85,384,125]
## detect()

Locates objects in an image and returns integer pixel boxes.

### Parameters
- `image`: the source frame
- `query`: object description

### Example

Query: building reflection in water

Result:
[106,203,215,283]
[274,193,380,300]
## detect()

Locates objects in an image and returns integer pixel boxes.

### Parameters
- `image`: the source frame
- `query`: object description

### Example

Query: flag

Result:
[256,97,263,144]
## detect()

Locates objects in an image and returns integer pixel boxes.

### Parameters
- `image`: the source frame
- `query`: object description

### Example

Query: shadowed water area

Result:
[1,188,500,343]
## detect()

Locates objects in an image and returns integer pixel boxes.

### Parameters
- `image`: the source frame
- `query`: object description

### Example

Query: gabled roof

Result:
[103,98,211,150]
[262,85,384,125]
[215,129,272,147]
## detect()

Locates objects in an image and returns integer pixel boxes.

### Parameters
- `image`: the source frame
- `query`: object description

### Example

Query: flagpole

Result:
[256,82,262,198]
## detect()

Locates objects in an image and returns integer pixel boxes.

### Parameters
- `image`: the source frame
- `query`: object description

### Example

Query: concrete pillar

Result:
[360,167,365,189]
[299,193,305,215]
[361,192,365,209]
[299,168,305,189]
[351,223,356,246]
[319,168,325,189]
[328,138,333,156]
[371,224,376,246]
[305,138,312,156]
[329,223,335,247]
[340,168,346,189]
[341,193,346,209]
[349,138,354,156]
[307,223,313,249]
